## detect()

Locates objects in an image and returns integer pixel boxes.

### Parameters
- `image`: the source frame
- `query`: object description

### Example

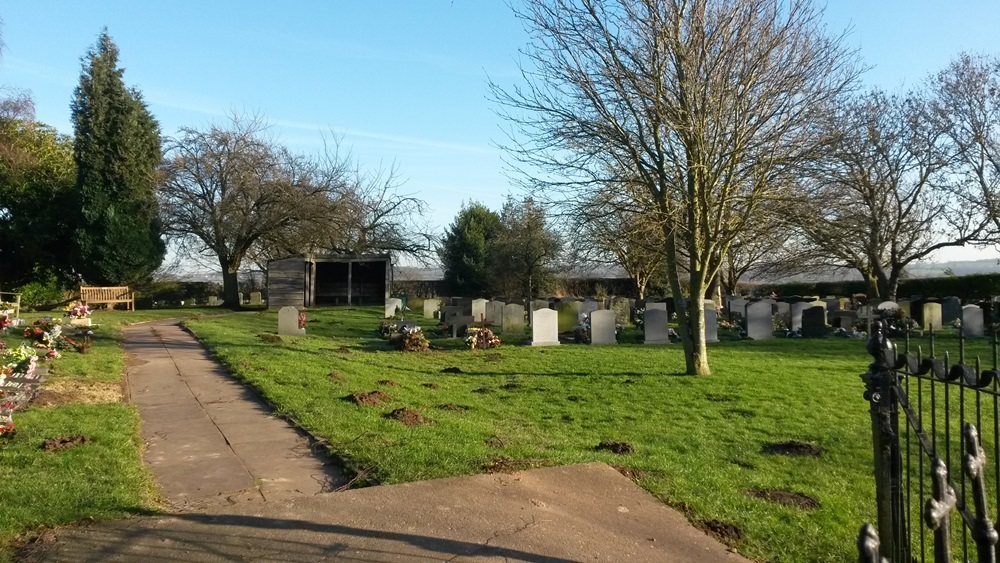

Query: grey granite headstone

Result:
[802,306,827,338]
[278,306,303,336]
[941,296,962,325]
[726,298,747,320]
[832,310,858,329]
[385,298,403,318]
[423,298,442,320]
[249,291,262,306]
[790,302,812,331]
[486,300,505,325]
[579,299,600,323]
[440,305,463,321]
[455,298,473,315]
[645,302,667,312]
[502,303,526,337]
[744,301,772,340]
[963,305,985,338]
[451,315,474,338]
[590,309,617,345]
[643,308,670,345]
[531,308,560,346]
[556,300,581,332]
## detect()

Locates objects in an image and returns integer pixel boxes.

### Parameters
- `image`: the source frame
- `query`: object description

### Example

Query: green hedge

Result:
[750,273,1000,301]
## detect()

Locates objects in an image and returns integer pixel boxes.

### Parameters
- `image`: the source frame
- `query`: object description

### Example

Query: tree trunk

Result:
[220,259,242,310]
[635,276,647,300]
[664,227,711,376]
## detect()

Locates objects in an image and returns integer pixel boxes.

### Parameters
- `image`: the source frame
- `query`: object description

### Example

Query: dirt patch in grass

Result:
[328,371,344,382]
[746,488,821,510]
[610,464,647,481]
[436,403,468,412]
[596,441,635,455]
[472,387,492,394]
[335,347,354,355]
[483,353,502,362]
[731,459,755,470]
[500,382,522,390]
[33,380,123,407]
[481,456,546,474]
[697,519,743,543]
[41,435,91,452]
[705,393,738,402]
[378,379,400,387]
[723,408,756,419]
[386,407,426,426]
[485,435,506,448]
[345,391,393,407]
[566,395,584,402]
[421,382,439,389]
[762,440,821,457]
[623,378,636,384]
[441,366,464,374]
[258,333,282,343]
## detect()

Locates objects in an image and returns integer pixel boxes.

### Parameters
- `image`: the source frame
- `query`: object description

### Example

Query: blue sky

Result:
[4,1,1000,263]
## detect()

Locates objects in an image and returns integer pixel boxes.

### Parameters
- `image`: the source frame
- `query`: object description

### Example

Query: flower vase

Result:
[70,318,92,327]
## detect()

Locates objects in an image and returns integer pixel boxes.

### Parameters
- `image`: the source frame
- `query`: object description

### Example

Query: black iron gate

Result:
[859,320,1000,562]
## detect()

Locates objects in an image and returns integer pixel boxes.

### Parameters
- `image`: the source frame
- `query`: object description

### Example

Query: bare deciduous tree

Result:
[492,0,860,374]
[792,89,990,300]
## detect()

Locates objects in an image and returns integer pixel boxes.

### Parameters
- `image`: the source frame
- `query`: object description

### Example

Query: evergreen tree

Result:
[70,29,164,285]
[437,202,501,296]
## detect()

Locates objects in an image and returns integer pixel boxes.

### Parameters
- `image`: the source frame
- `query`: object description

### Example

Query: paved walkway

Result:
[24,320,749,562]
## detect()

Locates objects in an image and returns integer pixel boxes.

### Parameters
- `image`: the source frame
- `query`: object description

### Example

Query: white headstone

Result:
[423,298,442,320]
[385,298,403,318]
[249,291,263,305]
[531,308,560,346]
[471,298,489,323]
[590,309,616,345]
[278,306,303,336]
[963,305,985,338]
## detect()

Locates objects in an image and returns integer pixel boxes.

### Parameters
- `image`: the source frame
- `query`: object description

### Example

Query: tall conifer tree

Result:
[71,29,164,285]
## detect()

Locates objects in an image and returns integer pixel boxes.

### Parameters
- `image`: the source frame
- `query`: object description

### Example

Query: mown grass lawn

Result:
[0,307,224,561]
[182,305,992,562]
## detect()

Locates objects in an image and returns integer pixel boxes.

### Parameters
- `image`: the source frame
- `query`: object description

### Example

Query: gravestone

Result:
[502,303,526,337]
[774,301,791,318]
[238,292,244,305]
[963,305,985,338]
[645,302,667,312]
[920,302,943,331]
[440,305,463,321]
[941,296,962,325]
[556,300,581,332]
[529,299,552,325]
[249,291,263,306]
[726,298,747,320]
[207,296,219,306]
[471,299,489,323]
[579,299,600,323]
[801,307,827,338]
[877,301,899,313]
[790,302,812,331]
[643,308,670,345]
[486,300,505,325]
[832,310,859,329]
[610,298,630,325]
[454,298,473,315]
[450,315,474,338]
[857,305,878,335]
[423,298,442,320]
[897,299,911,319]
[531,309,560,346]
[744,301,773,340]
[385,298,403,318]
[704,306,718,343]
[590,310,617,345]
[278,306,303,336]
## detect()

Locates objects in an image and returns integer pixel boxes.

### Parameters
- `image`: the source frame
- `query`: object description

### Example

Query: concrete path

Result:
[123,320,344,508]
[23,319,750,562]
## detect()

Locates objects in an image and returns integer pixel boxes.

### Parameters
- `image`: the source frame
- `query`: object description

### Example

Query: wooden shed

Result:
[266,253,391,309]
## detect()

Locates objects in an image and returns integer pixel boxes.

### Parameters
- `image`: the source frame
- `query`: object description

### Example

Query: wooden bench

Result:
[80,286,135,311]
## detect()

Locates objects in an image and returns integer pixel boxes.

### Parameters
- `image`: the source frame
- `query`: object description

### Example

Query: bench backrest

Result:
[81,286,133,302]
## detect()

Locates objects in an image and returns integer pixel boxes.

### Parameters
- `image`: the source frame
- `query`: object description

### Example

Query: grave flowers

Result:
[298,312,307,330]
[399,326,430,352]
[66,301,91,319]
[467,327,501,350]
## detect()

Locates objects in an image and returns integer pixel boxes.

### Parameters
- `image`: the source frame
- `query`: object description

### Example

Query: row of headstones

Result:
[872,300,993,338]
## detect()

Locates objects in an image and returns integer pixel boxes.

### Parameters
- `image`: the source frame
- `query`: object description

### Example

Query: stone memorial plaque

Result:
[590,309,616,345]
[643,308,670,345]
[531,308,560,346]
[278,306,303,336]
[744,301,773,340]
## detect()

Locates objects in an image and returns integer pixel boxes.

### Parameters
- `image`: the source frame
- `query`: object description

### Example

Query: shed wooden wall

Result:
[267,257,306,309]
